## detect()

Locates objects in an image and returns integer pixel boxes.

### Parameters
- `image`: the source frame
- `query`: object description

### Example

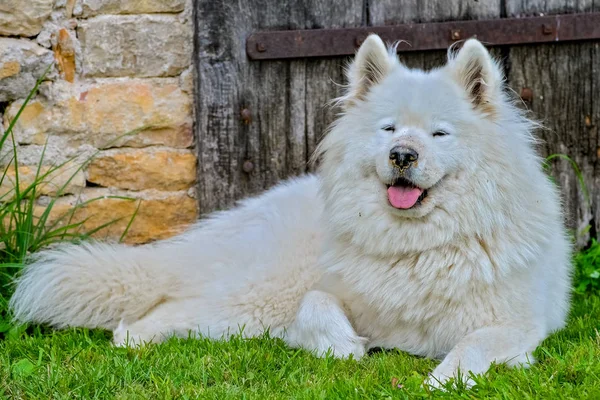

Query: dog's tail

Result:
[9,241,181,330]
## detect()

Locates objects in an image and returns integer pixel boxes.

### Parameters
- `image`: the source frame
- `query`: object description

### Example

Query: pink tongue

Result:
[387,186,423,209]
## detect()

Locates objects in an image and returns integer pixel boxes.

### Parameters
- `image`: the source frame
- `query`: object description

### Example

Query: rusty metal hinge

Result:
[246,12,600,60]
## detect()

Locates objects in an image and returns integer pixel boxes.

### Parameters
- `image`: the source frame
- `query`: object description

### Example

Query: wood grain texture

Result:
[504,0,599,244]
[195,0,600,247]
[505,0,595,16]
[368,1,502,77]
[369,0,501,25]
[194,0,362,213]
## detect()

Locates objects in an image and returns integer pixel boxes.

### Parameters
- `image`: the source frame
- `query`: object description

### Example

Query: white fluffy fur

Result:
[10,35,571,388]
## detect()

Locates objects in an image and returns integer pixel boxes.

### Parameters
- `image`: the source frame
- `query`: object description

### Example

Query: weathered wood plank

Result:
[505,0,599,244]
[194,0,362,213]
[369,0,500,25]
[368,1,502,72]
[195,0,599,247]
[304,59,349,172]
[505,0,595,17]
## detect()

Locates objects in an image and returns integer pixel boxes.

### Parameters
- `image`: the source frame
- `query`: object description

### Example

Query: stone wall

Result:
[0,0,198,244]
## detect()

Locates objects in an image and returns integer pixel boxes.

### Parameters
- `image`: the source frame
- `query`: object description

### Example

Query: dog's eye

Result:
[382,125,395,133]
[432,130,449,137]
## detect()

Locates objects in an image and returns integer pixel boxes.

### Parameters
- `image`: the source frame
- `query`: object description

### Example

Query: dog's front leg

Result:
[426,321,544,388]
[285,290,367,359]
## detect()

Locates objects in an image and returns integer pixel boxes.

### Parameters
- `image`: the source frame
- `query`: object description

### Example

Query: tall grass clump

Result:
[544,153,600,294]
[0,68,137,335]
[574,239,600,294]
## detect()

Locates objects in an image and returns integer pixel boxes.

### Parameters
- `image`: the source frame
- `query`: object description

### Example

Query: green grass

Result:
[0,291,598,399]
[1,69,599,399]
[1,246,599,399]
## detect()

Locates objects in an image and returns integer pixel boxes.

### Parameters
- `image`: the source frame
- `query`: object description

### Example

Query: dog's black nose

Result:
[389,147,418,168]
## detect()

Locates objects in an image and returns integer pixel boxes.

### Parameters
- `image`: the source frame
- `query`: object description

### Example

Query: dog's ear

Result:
[345,34,395,104]
[448,39,503,116]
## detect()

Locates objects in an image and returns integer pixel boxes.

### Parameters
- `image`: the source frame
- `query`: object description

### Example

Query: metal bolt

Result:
[542,24,554,35]
[240,108,252,124]
[451,29,462,41]
[243,160,254,173]
[256,42,266,52]
[520,87,533,103]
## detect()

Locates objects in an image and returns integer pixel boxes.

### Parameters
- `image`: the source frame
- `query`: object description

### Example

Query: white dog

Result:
[10,35,571,388]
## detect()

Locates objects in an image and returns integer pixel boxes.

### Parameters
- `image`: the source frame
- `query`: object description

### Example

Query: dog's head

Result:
[317,35,547,253]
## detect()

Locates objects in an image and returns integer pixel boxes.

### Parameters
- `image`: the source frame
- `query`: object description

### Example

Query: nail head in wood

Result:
[241,108,252,124]
[520,87,533,103]
[542,24,554,35]
[243,160,254,173]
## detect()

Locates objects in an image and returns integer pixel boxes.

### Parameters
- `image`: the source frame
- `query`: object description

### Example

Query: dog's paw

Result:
[424,365,475,391]
[112,320,151,348]
[112,320,135,347]
[287,290,368,360]
[301,334,368,360]
[323,336,368,360]
[286,326,367,360]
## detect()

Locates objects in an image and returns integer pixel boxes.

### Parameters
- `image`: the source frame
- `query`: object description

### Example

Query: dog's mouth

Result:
[386,177,428,209]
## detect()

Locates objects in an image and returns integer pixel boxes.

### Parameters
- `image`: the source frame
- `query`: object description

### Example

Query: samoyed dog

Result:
[10,35,571,387]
